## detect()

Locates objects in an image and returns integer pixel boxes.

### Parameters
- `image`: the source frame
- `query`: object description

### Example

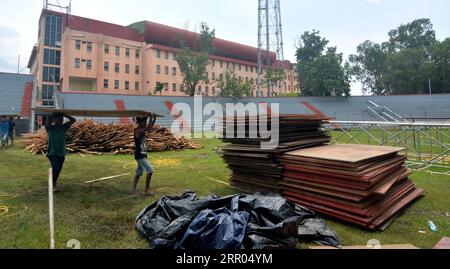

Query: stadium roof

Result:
[0,72,34,117]
[37,9,279,66]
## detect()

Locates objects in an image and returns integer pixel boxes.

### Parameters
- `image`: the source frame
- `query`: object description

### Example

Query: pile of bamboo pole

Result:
[22,120,201,155]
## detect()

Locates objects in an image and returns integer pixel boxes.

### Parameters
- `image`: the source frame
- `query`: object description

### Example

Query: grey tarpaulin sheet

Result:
[135,191,341,249]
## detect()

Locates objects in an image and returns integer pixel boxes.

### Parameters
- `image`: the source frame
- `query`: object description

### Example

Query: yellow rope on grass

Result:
[153,158,181,168]
[0,206,29,218]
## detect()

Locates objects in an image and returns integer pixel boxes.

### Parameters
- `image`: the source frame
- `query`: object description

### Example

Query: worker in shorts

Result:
[8,117,16,146]
[132,115,156,196]
[0,116,9,149]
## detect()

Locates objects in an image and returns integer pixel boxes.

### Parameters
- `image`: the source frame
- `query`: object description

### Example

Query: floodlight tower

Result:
[257,0,285,97]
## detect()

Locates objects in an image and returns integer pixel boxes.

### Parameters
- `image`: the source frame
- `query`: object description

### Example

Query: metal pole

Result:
[17,55,20,74]
[428,78,432,95]
[257,0,263,97]
[265,0,271,98]
[48,168,55,249]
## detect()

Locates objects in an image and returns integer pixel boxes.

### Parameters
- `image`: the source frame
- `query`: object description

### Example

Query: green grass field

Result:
[0,139,449,249]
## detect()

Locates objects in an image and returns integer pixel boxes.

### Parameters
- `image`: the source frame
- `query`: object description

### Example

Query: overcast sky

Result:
[1,0,449,95]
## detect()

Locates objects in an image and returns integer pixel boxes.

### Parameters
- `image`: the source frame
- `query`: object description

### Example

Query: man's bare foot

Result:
[53,188,62,193]
[144,189,154,196]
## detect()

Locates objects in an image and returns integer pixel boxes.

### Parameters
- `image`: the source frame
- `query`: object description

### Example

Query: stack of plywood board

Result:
[280,144,424,230]
[220,114,330,192]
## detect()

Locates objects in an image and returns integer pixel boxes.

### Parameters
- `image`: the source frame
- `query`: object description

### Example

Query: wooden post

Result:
[48,168,55,249]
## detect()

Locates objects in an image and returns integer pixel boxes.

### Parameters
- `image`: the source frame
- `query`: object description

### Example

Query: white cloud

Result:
[368,0,383,4]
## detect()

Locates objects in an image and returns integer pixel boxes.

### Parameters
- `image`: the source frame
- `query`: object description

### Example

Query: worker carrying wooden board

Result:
[44,113,76,193]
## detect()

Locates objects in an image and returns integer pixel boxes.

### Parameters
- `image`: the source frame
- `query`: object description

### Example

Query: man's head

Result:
[9,117,14,121]
[52,113,64,126]
[136,117,148,128]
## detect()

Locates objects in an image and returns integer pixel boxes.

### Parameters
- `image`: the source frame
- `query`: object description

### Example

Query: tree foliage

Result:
[265,68,286,97]
[154,82,165,96]
[349,18,449,95]
[217,71,252,100]
[296,31,351,97]
[176,23,215,96]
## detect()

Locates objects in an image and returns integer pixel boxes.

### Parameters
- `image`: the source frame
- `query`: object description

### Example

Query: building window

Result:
[212,72,216,80]
[44,14,62,48]
[75,40,81,50]
[115,63,120,73]
[220,61,223,68]
[104,62,109,72]
[136,50,140,59]
[172,67,177,76]
[172,83,177,92]
[75,58,81,68]
[114,80,119,89]
[135,82,140,91]
[44,49,61,65]
[164,83,169,91]
[87,42,92,52]
[125,81,130,90]
[205,86,209,96]
[104,79,109,89]
[86,60,92,70]
[42,67,60,82]
[245,77,248,82]
[135,65,140,75]
[104,44,110,54]
[125,48,130,57]
[226,62,230,69]
[245,65,248,72]
[115,46,120,56]
[164,66,169,75]
[212,87,216,96]
[173,52,177,60]
[219,73,223,80]
[41,84,55,104]
[165,51,169,60]
[156,65,161,74]
[251,66,254,73]
[125,64,130,74]
[156,49,161,58]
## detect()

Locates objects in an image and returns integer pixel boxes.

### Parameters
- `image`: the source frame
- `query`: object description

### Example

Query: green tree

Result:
[349,18,450,95]
[348,41,390,95]
[176,23,216,96]
[154,82,165,96]
[296,31,351,97]
[217,71,252,100]
[430,38,450,93]
[385,49,431,95]
[388,18,437,52]
[265,68,285,97]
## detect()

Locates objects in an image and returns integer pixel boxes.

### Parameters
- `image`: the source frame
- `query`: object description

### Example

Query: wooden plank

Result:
[33,108,164,118]
[433,237,450,250]
[284,144,405,164]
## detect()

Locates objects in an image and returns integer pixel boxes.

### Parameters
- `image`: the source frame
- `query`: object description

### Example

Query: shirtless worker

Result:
[132,115,156,196]
[45,113,76,193]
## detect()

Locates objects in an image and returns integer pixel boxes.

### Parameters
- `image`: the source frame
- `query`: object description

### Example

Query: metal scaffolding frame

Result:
[327,121,450,173]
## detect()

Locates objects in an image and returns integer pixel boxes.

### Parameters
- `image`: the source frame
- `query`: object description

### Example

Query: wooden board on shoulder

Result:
[33,108,164,118]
